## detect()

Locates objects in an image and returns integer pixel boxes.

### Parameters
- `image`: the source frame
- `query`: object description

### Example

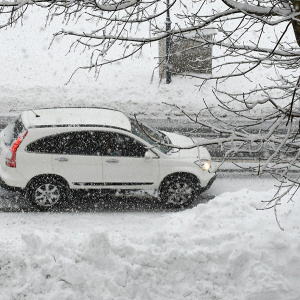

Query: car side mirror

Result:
[145,150,158,159]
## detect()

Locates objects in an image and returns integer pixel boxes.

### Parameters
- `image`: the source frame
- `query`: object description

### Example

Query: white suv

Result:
[0,108,216,209]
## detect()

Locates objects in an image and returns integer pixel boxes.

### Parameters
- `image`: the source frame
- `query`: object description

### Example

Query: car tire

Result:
[26,176,69,211]
[159,175,199,208]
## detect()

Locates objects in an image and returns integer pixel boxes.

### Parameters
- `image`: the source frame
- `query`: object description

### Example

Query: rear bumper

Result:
[0,176,23,192]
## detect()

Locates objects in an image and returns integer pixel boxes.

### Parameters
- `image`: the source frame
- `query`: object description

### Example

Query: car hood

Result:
[162,131,211,159]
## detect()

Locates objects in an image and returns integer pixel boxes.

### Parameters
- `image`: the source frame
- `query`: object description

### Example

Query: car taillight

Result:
[6,130,28,168]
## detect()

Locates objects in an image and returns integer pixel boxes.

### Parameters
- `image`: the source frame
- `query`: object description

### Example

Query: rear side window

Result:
[104,133,147,157]
[2,115,26,146]
[26,132,76,154]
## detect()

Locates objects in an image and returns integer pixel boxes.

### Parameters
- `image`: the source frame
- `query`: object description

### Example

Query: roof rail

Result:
[10,107,121,113]
[30,124,131,132]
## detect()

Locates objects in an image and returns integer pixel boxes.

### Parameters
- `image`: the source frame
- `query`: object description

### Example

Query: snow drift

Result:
[0,189,299,300]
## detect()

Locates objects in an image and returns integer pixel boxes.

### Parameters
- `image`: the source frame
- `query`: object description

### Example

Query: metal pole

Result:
[166,0,172,84]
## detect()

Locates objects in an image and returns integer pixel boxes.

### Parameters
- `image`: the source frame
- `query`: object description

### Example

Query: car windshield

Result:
[130,118,171,154]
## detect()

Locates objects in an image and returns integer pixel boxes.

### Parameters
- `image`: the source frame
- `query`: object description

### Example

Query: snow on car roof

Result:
[21,108,132,131]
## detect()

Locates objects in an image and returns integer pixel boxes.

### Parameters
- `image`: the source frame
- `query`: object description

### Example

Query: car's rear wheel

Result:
[26,176,69,210]
[159,175,199,208]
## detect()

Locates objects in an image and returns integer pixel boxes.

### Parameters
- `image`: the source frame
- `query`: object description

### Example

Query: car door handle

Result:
[55,157,69,162]
[105,159,119,164]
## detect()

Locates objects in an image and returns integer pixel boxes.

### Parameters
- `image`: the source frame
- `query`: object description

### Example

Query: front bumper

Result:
[199,174,216,193]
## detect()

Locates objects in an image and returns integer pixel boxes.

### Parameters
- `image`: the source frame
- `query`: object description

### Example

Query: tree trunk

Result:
[292,0,300,46]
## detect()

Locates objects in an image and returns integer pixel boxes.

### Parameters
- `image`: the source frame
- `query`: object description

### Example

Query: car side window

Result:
[26,131,103,155]
[94,132,116,156]
[26,133,66,154]
[105,133,147,157]
[26,131,147,157]
[66,131,101,155]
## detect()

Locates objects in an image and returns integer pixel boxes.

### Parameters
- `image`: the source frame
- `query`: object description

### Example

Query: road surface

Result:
[0,173,277,212]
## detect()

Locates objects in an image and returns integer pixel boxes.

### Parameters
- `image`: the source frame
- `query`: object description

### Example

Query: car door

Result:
[102,132,159,187]
[50,131,103,188]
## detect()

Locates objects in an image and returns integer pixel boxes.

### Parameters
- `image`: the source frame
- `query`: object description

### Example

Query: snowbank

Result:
[0,189,299,299]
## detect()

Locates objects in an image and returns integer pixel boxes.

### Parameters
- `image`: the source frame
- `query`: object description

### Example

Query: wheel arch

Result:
[25,174,70,191]
[158,172,200,193]
[24,174,70,210]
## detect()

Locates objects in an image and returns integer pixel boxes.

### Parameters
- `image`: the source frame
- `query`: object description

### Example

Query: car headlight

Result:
[195,159,211,171]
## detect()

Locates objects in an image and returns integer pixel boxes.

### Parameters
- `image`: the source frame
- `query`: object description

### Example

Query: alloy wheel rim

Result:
[34,183,60,207]
[167,182,194,205]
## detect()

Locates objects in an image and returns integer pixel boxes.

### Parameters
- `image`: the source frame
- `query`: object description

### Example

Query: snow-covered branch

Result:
[222,0,292,17]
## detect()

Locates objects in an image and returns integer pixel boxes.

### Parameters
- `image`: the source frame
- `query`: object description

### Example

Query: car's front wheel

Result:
[159,175,199,208]
[26,176,69,210]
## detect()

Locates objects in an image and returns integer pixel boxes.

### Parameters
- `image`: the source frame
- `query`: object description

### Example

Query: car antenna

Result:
[31,110,40,117]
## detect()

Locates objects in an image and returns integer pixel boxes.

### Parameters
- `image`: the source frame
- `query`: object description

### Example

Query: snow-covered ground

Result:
[1,178,300,300]
[1,6,300,300]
